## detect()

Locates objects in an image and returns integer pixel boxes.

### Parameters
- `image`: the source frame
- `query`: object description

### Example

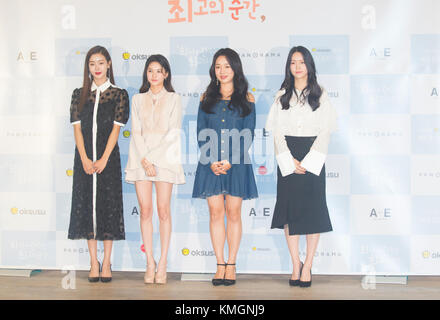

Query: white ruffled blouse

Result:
[265,88,337,176]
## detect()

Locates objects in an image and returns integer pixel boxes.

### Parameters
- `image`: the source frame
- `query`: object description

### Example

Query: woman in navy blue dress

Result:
[192,48,258,286]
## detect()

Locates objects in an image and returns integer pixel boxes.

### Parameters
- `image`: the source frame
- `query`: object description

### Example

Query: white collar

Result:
[147,87,167,99]
[91,79,112,92]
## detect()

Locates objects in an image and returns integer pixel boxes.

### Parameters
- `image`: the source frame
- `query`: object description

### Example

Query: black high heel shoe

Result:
[88,261,101,283]
[100,264,112,283]
[224,263,236,286]
[289,261,303,286]
[299,266,312,288]
[212,263,226,286]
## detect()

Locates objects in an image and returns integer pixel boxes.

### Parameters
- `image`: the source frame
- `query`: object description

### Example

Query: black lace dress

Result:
[68,81,129,241]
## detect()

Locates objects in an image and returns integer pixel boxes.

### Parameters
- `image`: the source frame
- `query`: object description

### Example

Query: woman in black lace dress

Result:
[68,46,129,283]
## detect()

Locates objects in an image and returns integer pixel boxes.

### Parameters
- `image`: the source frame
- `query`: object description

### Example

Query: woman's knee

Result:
[140,205,153,221]
[209,207,225,222]
[226,209,242,223]
[157,203,171,221]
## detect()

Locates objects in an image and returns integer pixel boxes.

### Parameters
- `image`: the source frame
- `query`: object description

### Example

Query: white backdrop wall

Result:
[1,0,439,275]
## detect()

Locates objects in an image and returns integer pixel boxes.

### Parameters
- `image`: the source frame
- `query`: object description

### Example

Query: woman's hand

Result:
[210,160,231,175]
[93,157,108,174]
[293,158,306,174]
[82,157,96,175]
[219,160,231,173]
[211,162,225,176]
[142,158,156,177]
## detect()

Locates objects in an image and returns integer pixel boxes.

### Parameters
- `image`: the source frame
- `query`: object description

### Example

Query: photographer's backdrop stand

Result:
[1,0,439,277]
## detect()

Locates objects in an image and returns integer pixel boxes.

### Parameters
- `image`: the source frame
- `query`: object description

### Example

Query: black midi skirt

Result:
[271,136,332,235]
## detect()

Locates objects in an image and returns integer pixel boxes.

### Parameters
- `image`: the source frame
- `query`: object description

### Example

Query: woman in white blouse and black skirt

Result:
[265,46,337,288]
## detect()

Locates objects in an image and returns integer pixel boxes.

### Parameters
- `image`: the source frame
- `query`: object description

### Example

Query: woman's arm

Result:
[94,124,121,174]
[222,93,256,171]
[94,89,129,174]
[129,95,156,176]
[265,91,304,176]
[301,90,337,176]
[73,124,95,175]
[144,94,183,171]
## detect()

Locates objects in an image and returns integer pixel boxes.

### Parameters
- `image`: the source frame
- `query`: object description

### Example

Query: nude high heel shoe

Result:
[144,261,156,284]
[155,264,167,284]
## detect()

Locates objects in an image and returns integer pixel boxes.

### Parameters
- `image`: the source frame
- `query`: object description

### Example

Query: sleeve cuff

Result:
[71,121,81,126]
[114,121,125,127]
[276,151,295,177]
[301,149,326,176]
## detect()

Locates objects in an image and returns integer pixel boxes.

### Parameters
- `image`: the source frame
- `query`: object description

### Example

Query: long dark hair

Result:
[201,48,251,117]
[279,46,322,111]
[139,54,175,93]
[78,46,115,112]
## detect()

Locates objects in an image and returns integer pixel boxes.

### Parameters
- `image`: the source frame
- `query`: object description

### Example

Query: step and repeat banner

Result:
[1,0,439,275]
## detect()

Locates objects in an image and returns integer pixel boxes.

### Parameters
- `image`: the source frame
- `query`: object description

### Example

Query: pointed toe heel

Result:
[289,261,303,287]
[100,264,112,283]
[144,261,156,284]
[88,261,100,283]
[299,266,312,288]
[223,263,236,286]
[154,272,167,285]
[155,264,167,284]
[212,263,226,286]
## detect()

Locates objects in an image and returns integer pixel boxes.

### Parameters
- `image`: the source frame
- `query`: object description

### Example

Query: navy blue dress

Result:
[192,100,258,200]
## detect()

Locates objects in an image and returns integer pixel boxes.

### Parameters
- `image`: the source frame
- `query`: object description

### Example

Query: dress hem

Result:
[270,225,333,236]
[68,235,126,241]
[125,167,185,185]
[192,190,258,201]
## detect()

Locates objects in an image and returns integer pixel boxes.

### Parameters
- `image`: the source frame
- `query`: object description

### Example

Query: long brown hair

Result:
[201,48,251,117]
[279,46,322,111]
[139,54,174,93]
[78,46,115,112]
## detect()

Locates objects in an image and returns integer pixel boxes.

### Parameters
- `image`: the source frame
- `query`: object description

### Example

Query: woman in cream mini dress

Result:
[125,54,185,284]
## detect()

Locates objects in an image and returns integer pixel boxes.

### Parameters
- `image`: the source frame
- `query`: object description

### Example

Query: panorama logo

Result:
[66,168,74,177]
[238,51,282,59]
[63,247,104,254]
[418,171,440,178]
[176,91,203,99]
[300,249,342,258]
[356,129,403,138]
[184,170,197,177]
[6,130,43,137]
